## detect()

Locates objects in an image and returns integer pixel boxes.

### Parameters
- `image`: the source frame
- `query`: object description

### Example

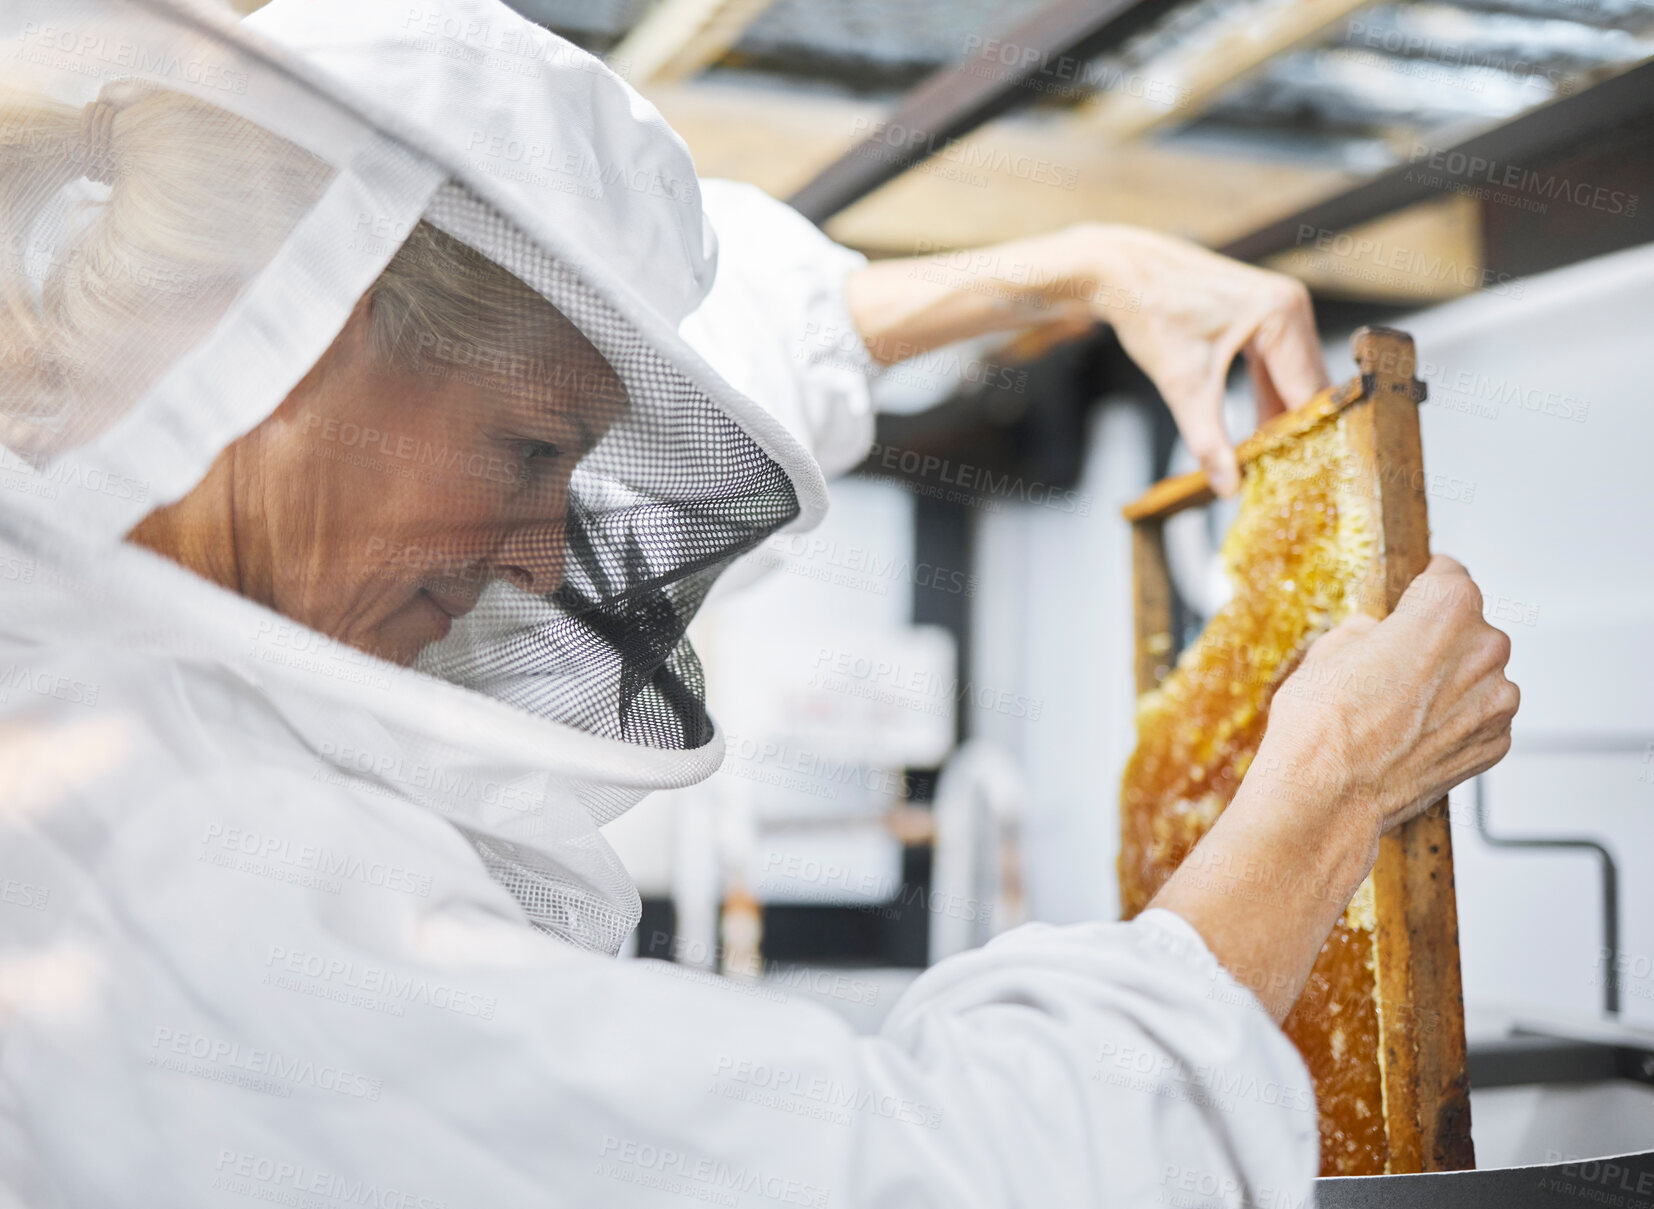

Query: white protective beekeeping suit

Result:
[0,2,1319,1206]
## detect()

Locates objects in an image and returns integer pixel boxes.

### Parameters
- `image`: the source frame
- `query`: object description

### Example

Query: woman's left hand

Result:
[845,221,1331,496]
[1070,223,1330,496]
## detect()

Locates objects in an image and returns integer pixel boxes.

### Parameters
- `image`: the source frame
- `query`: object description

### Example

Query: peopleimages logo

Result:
[847,116,1080,191]
[809,647,1044,720]
[0,447,150,503]
[1407,144,1639,217]
[957,34,1190,110]
[709,1055,945,1129]
[758,533,978,597]
[756,852,993,924]
[596,1137,831,1208]
[0,662,99,708]
[199,823,433,897]
[15,22,250,94]
[263,945,498,1020]
[1421,360,1591,425]
[864,441,1091,515]
[1095,1042,1314,1114]
[0,877,49,910]
[314,740,546,816]
[464,130,694,202]
[149,1027,383,1101]
[212,1150,446,1209]
[1294,226,1523,298]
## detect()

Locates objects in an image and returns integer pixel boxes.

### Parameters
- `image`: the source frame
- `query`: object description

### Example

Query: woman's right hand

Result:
[1262,554,1521,837]
[1152,554,1518,1021]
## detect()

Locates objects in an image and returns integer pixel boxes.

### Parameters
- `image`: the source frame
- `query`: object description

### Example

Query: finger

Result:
[1480,624,1512,674]
[1246,349,1287,424]
[1453,671,1521,741]
[1185,321,1259,497]
[1486,682,1519,728]
[1171,385,1239,497]
[1250,281,1329,411]
[1453,728,1515,789]
[1202,436,1239,498]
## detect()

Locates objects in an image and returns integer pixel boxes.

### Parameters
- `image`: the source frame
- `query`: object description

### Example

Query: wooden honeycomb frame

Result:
[1122,327,1475,1174]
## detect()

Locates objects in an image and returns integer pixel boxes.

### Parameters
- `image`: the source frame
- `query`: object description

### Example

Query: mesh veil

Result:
[411,184,799,754]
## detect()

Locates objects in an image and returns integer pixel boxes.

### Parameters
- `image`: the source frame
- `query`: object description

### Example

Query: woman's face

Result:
[238,300,626,665]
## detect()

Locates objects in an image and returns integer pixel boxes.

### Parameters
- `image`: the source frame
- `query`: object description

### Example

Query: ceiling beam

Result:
[651,81,1483,301]
[651,81,1348,247]
[785,0,1185,224]
[643,0,1652,304]
[1218,57,1654,262]
[1261,194,1484,303]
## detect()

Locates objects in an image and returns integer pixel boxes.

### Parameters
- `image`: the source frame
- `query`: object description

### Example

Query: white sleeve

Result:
[4,733,1320,1209]
[868,909,1322,1206]
[681,179,876,480]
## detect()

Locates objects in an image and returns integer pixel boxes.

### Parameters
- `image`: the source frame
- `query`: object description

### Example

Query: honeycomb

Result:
[1119,410,1389,1176]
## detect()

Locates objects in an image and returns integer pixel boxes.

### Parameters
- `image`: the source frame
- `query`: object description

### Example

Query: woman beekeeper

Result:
[0,1,1517,1206]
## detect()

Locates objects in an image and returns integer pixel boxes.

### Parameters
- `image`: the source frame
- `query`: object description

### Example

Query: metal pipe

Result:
[1471,772,1621,1016]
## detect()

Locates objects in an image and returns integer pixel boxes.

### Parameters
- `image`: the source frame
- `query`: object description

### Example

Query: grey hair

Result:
[0,84,331,452]
[365,220,594,390]
[0,84,593,456]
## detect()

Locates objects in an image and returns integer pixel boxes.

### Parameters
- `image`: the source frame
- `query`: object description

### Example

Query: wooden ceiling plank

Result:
[651,81,1481,302]
[609,0,778,87]
[1074,0,1374,142]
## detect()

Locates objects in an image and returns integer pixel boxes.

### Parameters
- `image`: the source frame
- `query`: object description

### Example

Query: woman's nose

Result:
[492,521,566,596]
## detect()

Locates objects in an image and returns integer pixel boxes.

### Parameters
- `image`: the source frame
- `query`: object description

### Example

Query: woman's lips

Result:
[410,583,482,645]
[423,584,481,620]
[417,589,454,639]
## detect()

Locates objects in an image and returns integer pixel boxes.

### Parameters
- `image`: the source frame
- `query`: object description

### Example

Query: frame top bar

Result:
[1120,327,1424,523]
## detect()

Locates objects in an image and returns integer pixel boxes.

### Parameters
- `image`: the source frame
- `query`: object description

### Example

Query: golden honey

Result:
[1120,412,1388,1176]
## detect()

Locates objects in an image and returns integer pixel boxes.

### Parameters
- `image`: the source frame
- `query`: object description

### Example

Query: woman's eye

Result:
[516,439,563,462]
